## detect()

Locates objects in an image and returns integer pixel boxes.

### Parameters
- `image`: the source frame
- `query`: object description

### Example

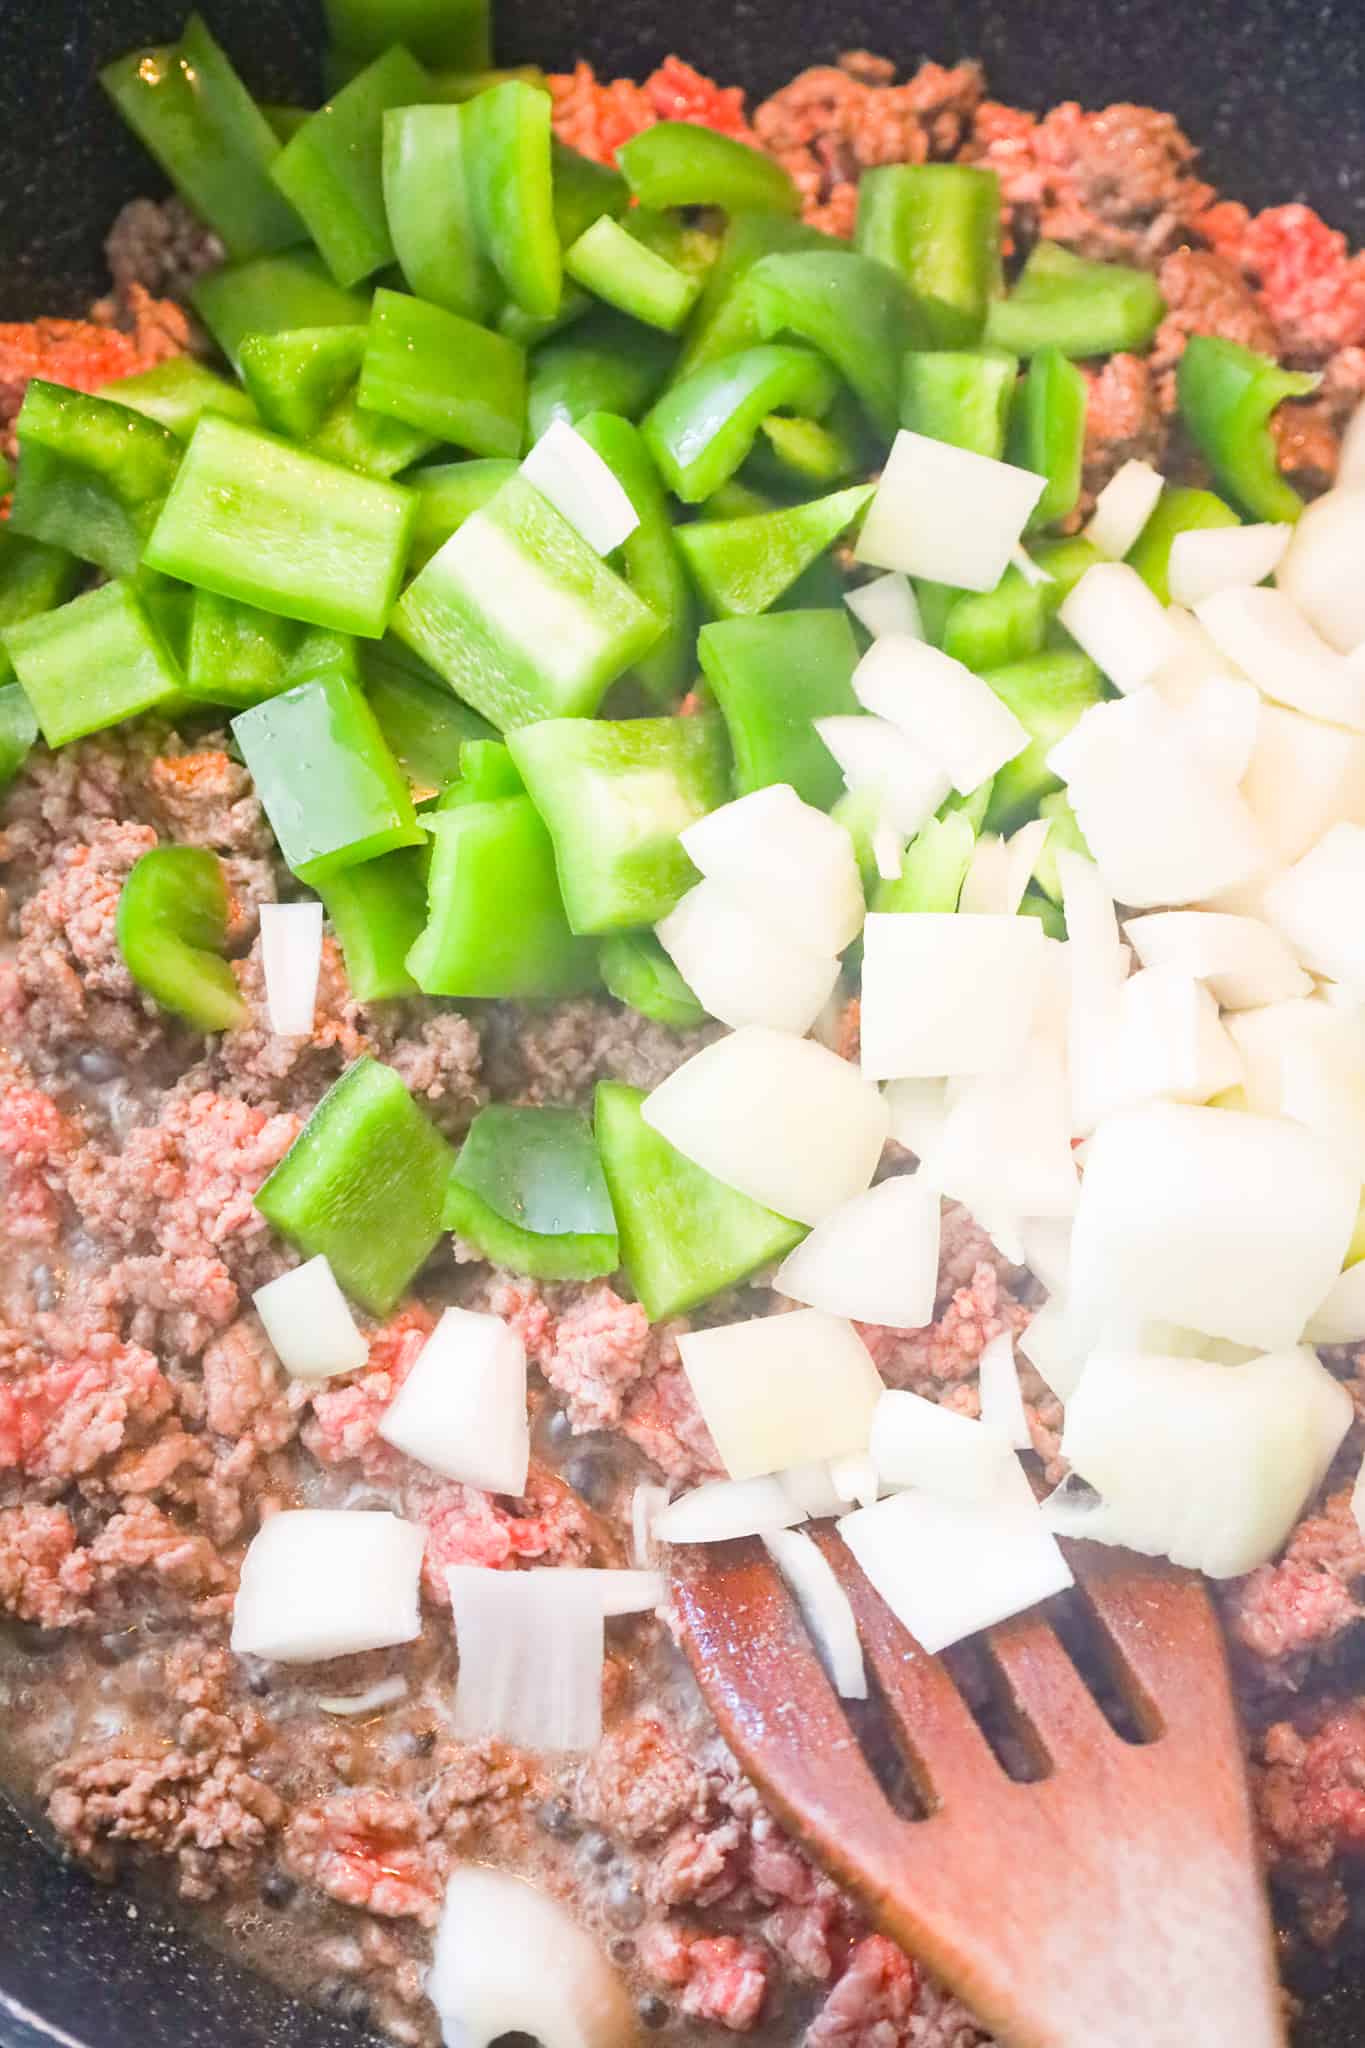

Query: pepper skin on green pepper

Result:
[8,380,183,579]
[442,1104,620,1281]
[1176,336,1319,525]
[116,844,248,1032]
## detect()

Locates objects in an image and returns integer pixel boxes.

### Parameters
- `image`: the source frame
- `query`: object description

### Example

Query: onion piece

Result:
[1059,849,1125,1137]
[1305,1260,1365,1344]
[763,1528,867,1699]
[829,1453,880,1509]
[869,1387,1015,1501]
[1108,967,1242,1111]
[1019,1217,1072,1296]
[815,713,952,837]
[1341,402,1365,489]
[679,784,864,956]
[252,1254,368,1381]
[839,1455,1073,1655]
[1012,544,1054,589]
[678,1310,883,1479]
[1069,1102,1358,1352]
[1084,458,1163,561]
[564,1568,666,1617]
[642,1026,888,1225]
[772,1173,941,1329]
[259,900,323,1037]
[316,1675,408,1716]
[1264,822,1365,987]
[859,911,1046,1081]
[1058,562,1182,695]
[872,821,905,882]
[1167,522,1291,608]
[1018,1294,1087,1400]
[978,1330,1031,1451]
[447,1566,605,1751]
[846,571,922,640]
[852,634,1029,794]
[778,1461,845,1520]
[854,429,1045,592]
[1240,700,1365,867]
[1123,910,1312,1010]
[231,1509,424,1663]
[1195,585,1365,729]
[929,1041,1079,1222]
[655,879,840,1036]
[959,824,1051,919]
[1170,673,1261,786]
[1225,996,1365,1180]
[431,1865,636,2048]
[520,419,639,556]
[377,1306,529,1495]
[654,1475,804,1544]
[1149,606,1236,703]
[630,1481,669,1567]
[1276,489,1365,652]
[1059,1347,1352,1578]
[883,1076,951,1164]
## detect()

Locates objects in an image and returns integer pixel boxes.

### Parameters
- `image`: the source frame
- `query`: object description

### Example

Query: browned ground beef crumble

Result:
[4,42,1365,2048]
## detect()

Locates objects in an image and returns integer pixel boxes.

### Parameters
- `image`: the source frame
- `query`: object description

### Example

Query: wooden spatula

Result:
[672,1530,1285,2048]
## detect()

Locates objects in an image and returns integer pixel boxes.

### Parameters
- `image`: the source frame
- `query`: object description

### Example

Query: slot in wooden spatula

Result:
[672,1531,1285,2048]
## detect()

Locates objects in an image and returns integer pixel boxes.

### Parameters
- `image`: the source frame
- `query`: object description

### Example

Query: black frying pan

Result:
[2,3,1365,2044]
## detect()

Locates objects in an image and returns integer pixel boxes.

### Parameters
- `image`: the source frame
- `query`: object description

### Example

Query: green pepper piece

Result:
[1027,534,1106,604]
[407,459,520,570]
[980,648,1105,831]
[985,242,1165,358]
[4,580,185,747]
[548,139,628,247]
[115,845,247,1032]
[1018,888,1067,939]
[1176,335,1320,525]
[1031,789,1092,904]
[614,121,796,217]
[912,578,960,649]
[256,1054,455,1312]
[599,931,706,1029]
[100,15,303,261]
[565,215,703,335]
[232,672,423,883]
[574,412,696,705]
[464,79,561,322]
[1005,346,1088,531]
[698,609,859,808]
[443,1105,620,1281]
[361,641,496,798]
[191,251,372,372]
[393,473,663,730]
[643,345,839,504]
[1125,484,1242,604]
[100,356,259,440]
[286,625,364,689]
[942,565,1049,673]
[8,380,182,579]
[310,388,440,480]
[358,288,527,460]
[237,325,367,439]
[595,1081,804,1321]
[744,249,919,440]
[452,736,524,802]
[270,47,429,287]
[831,785,882,892]
[873,808,977,914]
[144,416,414,638]
[381,102,499,322]
[675,212,840,380]
[184,589,303,709]
[750,408,861,490]
[528,312,677,439]
[263,105,314,143]
[318,849,427,1000]
[900,349,1018,460]
[856,163,1002,349]
[498,288,594,351]
[0,683,40,793]
[509,712,730,933]
[407,794,599,996]
[0,530,82,687]
[322,0,490,70]
[677,483,873,619]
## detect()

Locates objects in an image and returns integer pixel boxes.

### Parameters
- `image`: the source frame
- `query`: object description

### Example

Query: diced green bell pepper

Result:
[144,415,415,638]
[574,412,695,705]
[831,785,883,892]
[191,251,371,372]
[508,712,730,933]
[185,590,305,709]
[677,483,873,619]
[698,608,860,808]
[362,640,496,797]
[442,1104,620,1281]
[407,458,520,570]
[1007,346,1088,530]
[256,1054,456,1313]
[263,105,314,143]
[855,163,1002,348]
[1031,789,1091,904]
[566,214,703,334]
[8,380,182,578]
[552,139,630,250]
[358,288,526,459]
[310,388,440,480]
[101,356,258,440]
[981,648,1105,831]
[321,0,491,70]
[393,473,663,730]
[270,46,430,287]
[423,64,545,102]
[749,406,862,490]
[674,212,838,379]
[0,683,40,793]
[116,844,247,1032]
[1018,888,1066,939]
[1126,484,1241,604]
[528,312,677,439]
[449,736,523,802]
[4,579,185,746]
[500,290,594,351]
[1176,335,1319,525]
[618,121,799,216]
[900,349,1018,460]
[238,324,367,439]
[599,931,706,1029]
[942,565,1048,673]
[318,848,428,1000]
[0,530,82,687]
[985,241,1165,358]
[744,249,919,440]
[382,101,499,321]
[100,14,304,260]
[1028,534,1106,604]
[464,79,562,321]
[644,345,839,504]
[232,671,423,882]
[595,1081,804,1321]
[912,577,960,649]
[873,808,977,914]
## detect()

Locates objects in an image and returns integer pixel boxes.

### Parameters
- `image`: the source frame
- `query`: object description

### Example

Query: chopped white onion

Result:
[1059,850,1125,1137]
[815,713,951,837]
[231,1510,424,1663]
[978,1330,1032,1451]
[1085,459,1163,561]
[431,1865,636,2048]
[655,879,840,1036]
[859,912,1046,1081]
[1124,910,1312,1011]
[377,1306,529,1496]
[1170,672,1261,785]
[846,571,922,640]
[1264,822,1365,987]
[1018,1294,1087,1400]
[928,1041,1079,1221]
[1276,489,1365,653]
[778,1461,846,1520]
[1069,1102,1358,1352]
[1226,996,1365,1180]
[679,784,864,957]
[1019,1217,1072,1296]
[519,419,639,556]
[883,1076,951,1163]
[1058,562,1182,695]
[1108,967,1242,1111]
[959,822,1054,921]
[259,900,323,1037]
[316,1675,408,1716]
[1167,522,1291,608]
[763,1528,867,1699]
[654,1475,804,1544]
[839,1455,1073,1655]
[1058,1347,1352,1578]
[642,1027,888,1226]
[1195,585,1365,729]
[252,1254,368,1382]
[773,1173,941,1329]
[869,1387,1015,1501]
[447,1566,604,1751]
[829,1452,880,1509]
[852,634,1028,794]
[1149,606,1237,702]
[872,821,906,882]
[854,430,1045,592]
[568,1568,666,1617]
[1012,544,1054,589]
[1340,403,1365,489]
[630,1481,669,1568]
[678,1310,883,1480]
[1305,1259,1365,1344]
[1240,700,1365,867]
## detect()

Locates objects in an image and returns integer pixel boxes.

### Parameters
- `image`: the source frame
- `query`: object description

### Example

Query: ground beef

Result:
[411,1462,607,1600]
[1077,353,1168,510]
[1149,247,1278,400]
[88,1498,233,1612]
[0,1502,95,1628]
[1222,1490,1365,1688]
[577,1716,709,1843]
[0,1320,173,1482]
[0,286,190,456]
[283,1791,444,1927]
[146,745,273,858]
[0,728,165,873]
[805,1937,990,2048]
[216,934,369,1113]
[640,1923,774,2030]
[89,1248,242,1366]
[537,1283,654,1431]
[1201,200,1365,361]
[482,997,718,1104]
[621,1361,723,1486]
[858,1260,1025,1391]
[373,1009,486,1133]
[548,56,756,166]
[200,1318,296,1456]
[1272,345,1365,493]
[1256,1704,1365,1953]
[103,195,224,306]
[297,1305,437,1473]
[0,1053,78,1248]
